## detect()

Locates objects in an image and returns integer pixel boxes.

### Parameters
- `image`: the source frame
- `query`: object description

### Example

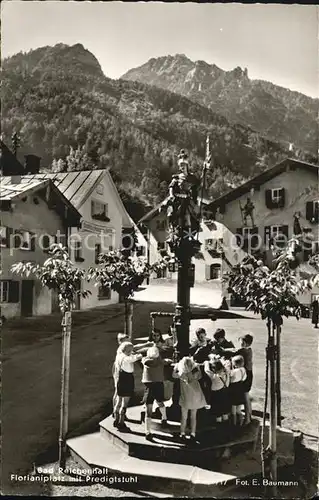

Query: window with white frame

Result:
[91,200,109,221]
[271,188,283,204]
[0,281,9,302]
[270,225,282,238]
[210,264,221,280]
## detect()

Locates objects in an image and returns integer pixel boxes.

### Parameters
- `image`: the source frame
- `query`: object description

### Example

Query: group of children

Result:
[112,327,253,442]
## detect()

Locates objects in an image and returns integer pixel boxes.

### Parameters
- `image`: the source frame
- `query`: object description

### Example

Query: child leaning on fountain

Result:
[113,341,143,432]
[172,357,206,444]
[141,346,172,441]
[204,357,230,425]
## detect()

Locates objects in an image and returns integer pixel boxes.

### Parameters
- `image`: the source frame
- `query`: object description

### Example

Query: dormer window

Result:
[265,188,285,208]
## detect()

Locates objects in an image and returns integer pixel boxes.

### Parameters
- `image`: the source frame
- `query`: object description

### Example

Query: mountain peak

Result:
[121,54,317,155]
[3,43,104,79]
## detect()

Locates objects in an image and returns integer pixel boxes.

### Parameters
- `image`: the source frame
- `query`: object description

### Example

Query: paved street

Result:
[135,280,223,308]
[1,281,318,495]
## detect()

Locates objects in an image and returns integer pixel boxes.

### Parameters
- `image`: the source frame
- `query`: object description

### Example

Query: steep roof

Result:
[18,170,104,209]
[0,176,81,226]
[0,177,48,201]
[208,158,319,210]
[14,169,132,228]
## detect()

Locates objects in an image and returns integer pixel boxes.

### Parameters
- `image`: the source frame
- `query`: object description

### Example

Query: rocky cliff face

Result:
[122,54,318,154]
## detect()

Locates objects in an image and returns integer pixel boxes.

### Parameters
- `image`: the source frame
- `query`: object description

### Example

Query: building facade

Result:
[139,199,246,296]
[0,176,81,318]
[27,169,138,310]
[208,158,319,304]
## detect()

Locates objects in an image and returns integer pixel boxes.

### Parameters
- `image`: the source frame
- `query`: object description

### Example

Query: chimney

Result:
[25,154,41,174]
[11,175,21,184]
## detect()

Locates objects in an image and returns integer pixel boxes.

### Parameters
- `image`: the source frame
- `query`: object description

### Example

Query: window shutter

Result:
[279,188,285,208]
[8,281,20,303]
[265,190,272,208]
[205,265,210,280]
[305,202,314,221]
[42,235,50,251]
[6,227,13,248]
[251,227,259,248]
[30,232,35,251]
[314,203,319,223]
[264,226,271,245]
[281,225,289,238]
[236,228,243,247]
[14,230,21,248]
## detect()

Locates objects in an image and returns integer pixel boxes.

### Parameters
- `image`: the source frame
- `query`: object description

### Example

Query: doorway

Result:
[21,280,34,317]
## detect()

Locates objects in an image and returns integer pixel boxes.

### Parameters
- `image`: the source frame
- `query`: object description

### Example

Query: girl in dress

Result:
[173,356,206,444]
[113,341,142,431]
[204,358,230,425]
[229,355,247,426]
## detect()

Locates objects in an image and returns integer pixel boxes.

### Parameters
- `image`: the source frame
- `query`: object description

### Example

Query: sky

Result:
[1,1,318,98]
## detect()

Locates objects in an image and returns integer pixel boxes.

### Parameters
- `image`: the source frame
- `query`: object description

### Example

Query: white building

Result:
[25,169,142,310]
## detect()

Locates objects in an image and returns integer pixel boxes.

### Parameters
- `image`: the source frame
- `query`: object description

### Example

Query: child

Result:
[173,357,206,444]
[189,328,213,404]
[237,334,254,425]
[112,333,129,416]
[229,355,247,427]
[218,333,254,425]
[141,346,172,440]
[210,328,234,356]
[113,341,142,431]
[204,358,230,424]
[189,328,213,363]
[134,329,166,355]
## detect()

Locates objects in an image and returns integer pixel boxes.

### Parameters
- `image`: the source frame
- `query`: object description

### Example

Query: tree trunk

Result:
[59,311,72,469]
[276,324,282,426]
[268,320,277,496]
[124,300,133,340]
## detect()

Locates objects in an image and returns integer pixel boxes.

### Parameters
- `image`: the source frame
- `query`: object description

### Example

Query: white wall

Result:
[70,172,131,310]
